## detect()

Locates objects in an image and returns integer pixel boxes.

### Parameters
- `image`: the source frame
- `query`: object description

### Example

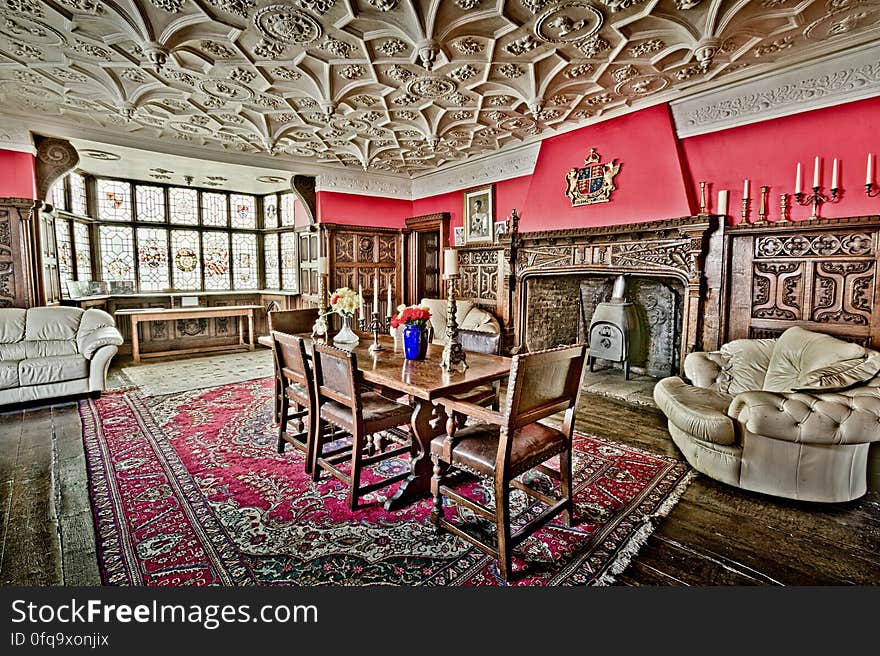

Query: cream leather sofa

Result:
[419,298,501,345]
[0,307,123,405]
[654,327,880,502]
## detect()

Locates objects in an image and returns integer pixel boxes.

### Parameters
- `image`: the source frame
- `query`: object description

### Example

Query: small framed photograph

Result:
[494,220,508,241]
[463,184,495,245]
[453,226,465,247]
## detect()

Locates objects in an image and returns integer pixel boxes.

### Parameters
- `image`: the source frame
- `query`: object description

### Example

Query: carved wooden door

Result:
[38,209,62,305]
[415,230,441,302]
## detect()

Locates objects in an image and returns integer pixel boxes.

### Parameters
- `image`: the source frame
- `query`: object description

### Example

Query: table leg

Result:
[384,397,436,511]
[247,311,254,351]
[238,315,244,346]
[131,317,140,365]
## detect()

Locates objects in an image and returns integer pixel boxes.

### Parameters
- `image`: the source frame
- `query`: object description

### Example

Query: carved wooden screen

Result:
[726,217,880,347]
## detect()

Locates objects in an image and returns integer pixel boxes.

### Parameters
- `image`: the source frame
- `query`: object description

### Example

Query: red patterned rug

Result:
[79,379,692,586]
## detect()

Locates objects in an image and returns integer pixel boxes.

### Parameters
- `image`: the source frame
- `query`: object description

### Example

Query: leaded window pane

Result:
[171,230,201,290]
[203,231,230,290]
[51,180,66,211]
[280,193,295,226]
[264,194,278,229]
[135,185,166,223]
[280,232,298,292]
[202,192,228,227]
[70,172,87,216]
[97,180,131,221]
[137,227,170,291]
[264,232,279,289]
[230,194,256,229]
[169,188,198,225]
[73,222,92,279]
[55,220,73,295]
[99,225,135,282]
[232,233,257,289]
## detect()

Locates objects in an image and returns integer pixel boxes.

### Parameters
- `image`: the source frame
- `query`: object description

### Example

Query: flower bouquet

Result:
[390,304,432,360]
[328,286,363,345]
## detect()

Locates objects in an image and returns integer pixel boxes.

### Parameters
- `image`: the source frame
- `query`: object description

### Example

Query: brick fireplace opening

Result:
[524,273,683,377]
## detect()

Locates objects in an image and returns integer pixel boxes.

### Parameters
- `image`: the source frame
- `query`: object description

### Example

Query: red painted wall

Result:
[681,95,880,223]
[0,149,36,199]
[317,190,413,228]
[411,175,529,231]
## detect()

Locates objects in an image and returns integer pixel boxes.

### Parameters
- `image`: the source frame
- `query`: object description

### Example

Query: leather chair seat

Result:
[283,381,309,406]
[320,391,412,434]
[431,421,567,478]
[653,377,734,445]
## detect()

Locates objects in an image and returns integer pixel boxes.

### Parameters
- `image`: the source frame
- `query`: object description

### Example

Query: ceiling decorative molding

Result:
[411,142,541,200]
[671,41,880,138]
[1,1,879,179]
[315,169,413,199]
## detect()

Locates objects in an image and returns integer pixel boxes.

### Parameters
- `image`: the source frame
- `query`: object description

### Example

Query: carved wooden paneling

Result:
[0,198,39,308]
[459,248,499,303]
[726,217,880,347]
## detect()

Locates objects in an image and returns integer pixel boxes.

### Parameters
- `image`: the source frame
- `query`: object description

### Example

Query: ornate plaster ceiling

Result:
[0,0,878,178]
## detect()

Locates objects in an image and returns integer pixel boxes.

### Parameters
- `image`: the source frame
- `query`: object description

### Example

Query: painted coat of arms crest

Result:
[564,148,621,207]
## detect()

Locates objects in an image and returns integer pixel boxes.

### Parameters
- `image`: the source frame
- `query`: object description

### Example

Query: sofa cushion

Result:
[0,361,19,390]
[19,355,89,387]
[653,376,735,445]
[0,309,26,344]
[795,351,880,392]
[460,306,501,333]
[763,326,867,393]
[0,342,28,362]
[24,340,79,359]
[420,298,475,341]
[25,306,83,341]
[718,338,775,395]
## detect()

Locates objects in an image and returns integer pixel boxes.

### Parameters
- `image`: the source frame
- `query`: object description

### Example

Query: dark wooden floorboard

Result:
[1,371,878,586]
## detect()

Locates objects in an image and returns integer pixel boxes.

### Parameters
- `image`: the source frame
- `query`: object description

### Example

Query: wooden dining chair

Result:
[431,343,589,581]
[450,328,504,411]
[271,331,319,473]
[311,342,414,511]
[268,308,319,422]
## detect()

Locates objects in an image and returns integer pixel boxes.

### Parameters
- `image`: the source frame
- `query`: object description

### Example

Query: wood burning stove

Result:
[588,275,643,379]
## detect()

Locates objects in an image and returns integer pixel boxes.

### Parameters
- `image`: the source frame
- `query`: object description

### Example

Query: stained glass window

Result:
[73,222,92,279]
[230,194,256,229]
[264,194,278,229]
[264,232,279,289]
[137,227,170,291]
[97,180,132,221]
[202,192,228,227]
[280,232,298,291]
[55,220,73,295]
[169,187,198,224]
[99,225,135,282]
[203,231,230,290]
[135,185,166,222]
[280,193,296,227]
[70,172,87,216]
[51,179,67,211]
[232,233,257,289]
[171,230,201,290]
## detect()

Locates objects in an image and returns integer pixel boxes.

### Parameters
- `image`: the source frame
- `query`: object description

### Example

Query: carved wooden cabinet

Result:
[725,216,880,346]
[0,197,41,308]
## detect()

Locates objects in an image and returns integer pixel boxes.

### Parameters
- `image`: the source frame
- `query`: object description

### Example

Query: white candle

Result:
[358,283,364,317]
[831,157,839,189]
[317,256,329,275]
[373,274,378,311]
[444,248,459,276]
[742,178,749,200]
[717,189,729,216]
[386,283,392,314]
[813,156,820,188]
[867,153,873,185]
[795,162,802,194]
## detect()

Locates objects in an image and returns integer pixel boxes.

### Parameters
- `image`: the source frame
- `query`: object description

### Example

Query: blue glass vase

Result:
[402,324,428,360]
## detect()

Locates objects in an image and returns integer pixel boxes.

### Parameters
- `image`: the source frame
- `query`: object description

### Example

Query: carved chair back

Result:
[271,331,311,392]
[312,342,363,423]
[268,308,319,335]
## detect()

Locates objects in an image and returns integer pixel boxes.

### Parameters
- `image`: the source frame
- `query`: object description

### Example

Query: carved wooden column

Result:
[0,198,42,308]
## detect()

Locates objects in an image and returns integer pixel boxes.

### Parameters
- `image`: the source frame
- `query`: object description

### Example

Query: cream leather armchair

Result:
[0,306,123,405]
[654,327,880,502]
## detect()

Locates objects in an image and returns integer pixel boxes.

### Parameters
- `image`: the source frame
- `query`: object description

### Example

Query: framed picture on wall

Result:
[453,226,465,247]
[463,184,495,245]
[494,220,507,241]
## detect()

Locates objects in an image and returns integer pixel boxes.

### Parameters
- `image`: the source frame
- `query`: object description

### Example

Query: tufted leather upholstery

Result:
[655,327,880,502]
[0,307,122,406]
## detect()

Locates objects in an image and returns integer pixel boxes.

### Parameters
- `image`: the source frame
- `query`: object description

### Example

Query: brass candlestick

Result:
[311,274,328,343]
[699,180,707,214]
[794,185,839,220]
[867,183,880,198]
[440,274,467,372]
[741,196,749,223]
[757,185,768,223]
[368,311,384,353]
[778,193,789,223]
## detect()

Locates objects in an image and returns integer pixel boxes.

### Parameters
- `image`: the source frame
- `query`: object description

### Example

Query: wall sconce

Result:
[794,156,840,219]
[866,154,879,198]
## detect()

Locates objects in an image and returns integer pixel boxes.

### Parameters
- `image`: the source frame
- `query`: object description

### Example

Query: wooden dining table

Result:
[273,332,511,511]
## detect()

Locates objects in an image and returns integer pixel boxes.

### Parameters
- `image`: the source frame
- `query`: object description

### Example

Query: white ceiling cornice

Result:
[0,118,36,154]
[670,40,880,138]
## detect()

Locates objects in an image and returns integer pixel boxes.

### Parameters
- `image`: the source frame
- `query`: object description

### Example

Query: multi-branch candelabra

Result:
[440,274,468,372]
[367,311,385,353]
[794,185,839,220]
[867,182,880,198]
[311,273,329,343]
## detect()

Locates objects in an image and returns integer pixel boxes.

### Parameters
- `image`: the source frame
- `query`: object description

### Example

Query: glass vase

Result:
[333,313,359,346]
[402,324,428,360]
